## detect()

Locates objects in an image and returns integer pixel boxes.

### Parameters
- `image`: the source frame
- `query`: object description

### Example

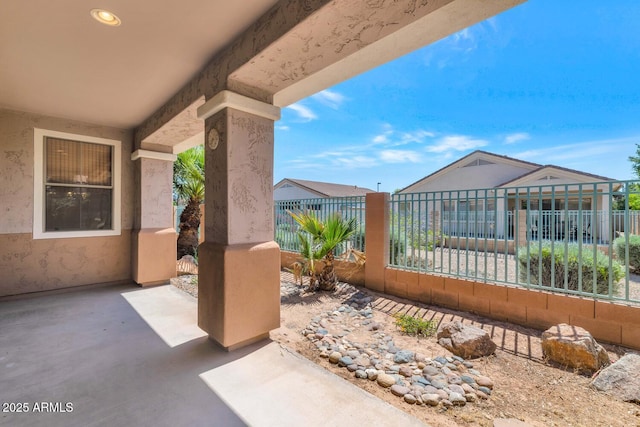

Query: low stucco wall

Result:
[444,237,515,255]
[280,250,365,286]
[383,267,640,350]
[0,231,132,297]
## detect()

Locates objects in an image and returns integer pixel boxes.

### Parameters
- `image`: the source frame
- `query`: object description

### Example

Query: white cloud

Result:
[379,150,423,164]
[276,125,290,131]
[448,27,479,55]
[372,124,434,147]
[504,132,530,144]
[372,124,393,144]
[396,130,435,146]
[486,16,499,32]
[424,18,504,69]
[311,90,346,109]
[426,135,488,153]
[301,144,379,169]
[515,137,636,163]
[372,134,388,144]
[286,103,317,122]
[332,156,378,169]
[511,137,639,180]
[453,28,474,43]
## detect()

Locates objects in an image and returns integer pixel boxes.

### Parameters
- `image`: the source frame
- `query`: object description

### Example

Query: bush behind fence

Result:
[275,181,640,304]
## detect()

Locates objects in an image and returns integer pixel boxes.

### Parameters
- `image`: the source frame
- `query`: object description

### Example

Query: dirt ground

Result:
[172,272,640,426]
[270,271,640,427]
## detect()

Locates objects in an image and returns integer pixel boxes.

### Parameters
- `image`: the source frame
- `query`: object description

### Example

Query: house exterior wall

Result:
[404,162,534,193]
[0,109,134,296]
[274,184,322,200]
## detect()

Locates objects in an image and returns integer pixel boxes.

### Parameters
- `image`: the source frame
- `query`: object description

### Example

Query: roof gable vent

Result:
[463,158,495,168]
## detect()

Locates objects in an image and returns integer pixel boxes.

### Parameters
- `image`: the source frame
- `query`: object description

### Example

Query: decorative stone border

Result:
[301,292,495,408]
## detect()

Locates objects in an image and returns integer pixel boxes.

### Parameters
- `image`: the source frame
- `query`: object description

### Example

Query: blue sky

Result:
[274,0,640,192]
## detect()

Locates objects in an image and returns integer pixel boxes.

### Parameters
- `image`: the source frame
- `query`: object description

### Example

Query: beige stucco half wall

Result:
[280,251,365,287]
[383,269,640,350]
[0,109,134,297]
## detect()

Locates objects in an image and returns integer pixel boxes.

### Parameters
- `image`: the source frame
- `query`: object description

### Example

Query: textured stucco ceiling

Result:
[0,0,279,129]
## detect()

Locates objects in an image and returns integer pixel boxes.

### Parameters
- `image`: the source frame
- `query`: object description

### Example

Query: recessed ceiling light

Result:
[90,9,121,27]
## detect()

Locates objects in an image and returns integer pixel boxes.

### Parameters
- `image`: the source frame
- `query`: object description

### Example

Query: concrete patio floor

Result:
[0,282,428,427]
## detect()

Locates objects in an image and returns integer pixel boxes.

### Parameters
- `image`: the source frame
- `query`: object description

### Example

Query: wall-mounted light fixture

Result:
[90,9,121,27]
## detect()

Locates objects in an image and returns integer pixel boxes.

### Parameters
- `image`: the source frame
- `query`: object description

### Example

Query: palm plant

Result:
[173,146,204,259]
[289,211,357,291]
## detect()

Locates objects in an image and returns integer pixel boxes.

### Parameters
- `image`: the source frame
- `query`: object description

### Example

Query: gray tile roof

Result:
[276,178,375,197]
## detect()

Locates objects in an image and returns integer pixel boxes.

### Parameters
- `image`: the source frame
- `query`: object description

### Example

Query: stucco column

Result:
[196,91,281,351]
[131,151,177,285]
[365,192,390,293]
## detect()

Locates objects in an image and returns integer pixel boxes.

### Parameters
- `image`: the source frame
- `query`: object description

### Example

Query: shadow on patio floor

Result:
[0,281,427,427]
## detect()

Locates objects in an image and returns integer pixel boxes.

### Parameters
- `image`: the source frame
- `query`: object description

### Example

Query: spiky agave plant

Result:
[289,211,357,291]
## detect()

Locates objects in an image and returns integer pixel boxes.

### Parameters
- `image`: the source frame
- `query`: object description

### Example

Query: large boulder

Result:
[541,324,609,373]
[437,321,496,359]
[591,353,640,403]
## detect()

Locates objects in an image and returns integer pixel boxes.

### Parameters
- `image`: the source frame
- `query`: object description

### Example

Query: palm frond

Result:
[289,210,324,237]
[174,146,205,204]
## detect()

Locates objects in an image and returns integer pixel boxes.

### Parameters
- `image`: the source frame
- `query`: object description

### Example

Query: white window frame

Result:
[33,128,121,239]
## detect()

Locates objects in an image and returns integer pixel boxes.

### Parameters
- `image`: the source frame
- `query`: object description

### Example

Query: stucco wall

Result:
[280,250,365,287]
[274,185,321,201]
[383,268,640,351]
[0,108,134,296]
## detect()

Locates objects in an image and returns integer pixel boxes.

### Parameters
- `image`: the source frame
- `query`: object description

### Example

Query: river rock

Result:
[394,350,415,364]
[476,375,494,389]
[377,373,396,388]
[422,393,441,406]
[355,369,367,379]
[390,385,410,397]
[399,366,413,377]
[329,351,341,364]
[449,392,467,406]
[404,394,417,404]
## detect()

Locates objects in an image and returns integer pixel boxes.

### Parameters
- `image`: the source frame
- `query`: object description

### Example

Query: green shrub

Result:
[613,234,640,272]
[275,229,300,252]
[350,228,366,252]
[389,234,407,264]
[394,314,436,337]
[394,253,430,270]
[408,228,446,251]
[517,243,623,295]
[351,230,406,264]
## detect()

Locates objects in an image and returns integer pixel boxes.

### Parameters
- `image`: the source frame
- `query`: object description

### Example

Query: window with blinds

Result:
[43,137,114,232]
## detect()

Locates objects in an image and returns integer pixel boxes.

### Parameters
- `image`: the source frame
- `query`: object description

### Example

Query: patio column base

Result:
[131,151,176,286]
[132,228,177,286]
[198,241,280,351]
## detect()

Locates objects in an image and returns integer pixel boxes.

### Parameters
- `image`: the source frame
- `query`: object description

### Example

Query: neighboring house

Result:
[274,178,374,221]
[274,178,374,200]
[399,150,620,242]
[273,178,373,252]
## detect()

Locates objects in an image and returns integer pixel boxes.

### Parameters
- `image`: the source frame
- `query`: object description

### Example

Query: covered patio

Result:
[0,281,426,426]
[0,0,525,350]
[1,1,527,424]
